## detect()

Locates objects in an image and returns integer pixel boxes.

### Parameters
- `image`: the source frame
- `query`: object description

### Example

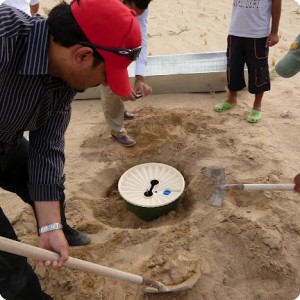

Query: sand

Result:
[1,0,300,299]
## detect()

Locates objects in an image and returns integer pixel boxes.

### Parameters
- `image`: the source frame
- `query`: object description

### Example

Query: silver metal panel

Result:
[129,51,227,76]
[130,72,227,94]
[129,51,228,94]
[74,51,246,99]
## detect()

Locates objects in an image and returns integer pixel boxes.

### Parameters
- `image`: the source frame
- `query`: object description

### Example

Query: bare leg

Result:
[227,91,238,105]
[253,92,263,111]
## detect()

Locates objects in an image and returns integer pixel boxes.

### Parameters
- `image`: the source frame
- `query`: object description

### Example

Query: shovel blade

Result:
[209,189,225,207]
[204,168,226,207]
[143,271,200,294]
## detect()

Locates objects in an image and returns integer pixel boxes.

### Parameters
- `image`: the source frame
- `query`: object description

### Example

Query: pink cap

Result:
[71,0,141,96]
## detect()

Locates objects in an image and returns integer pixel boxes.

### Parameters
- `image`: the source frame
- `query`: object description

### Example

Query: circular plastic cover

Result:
[118,163,185,208]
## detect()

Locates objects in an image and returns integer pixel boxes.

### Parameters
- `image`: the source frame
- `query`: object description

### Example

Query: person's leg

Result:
[58,191,91,246]
[100,85,126,136]
[227,91,238,105]
[214,35,246,112]
[245,37,270,122]
[0,137,90,246]
[98,85,135,120]
[0,208,53,300]
[227,35,247,101]
[253,92,264,111]
[246,37,270,100]
[100,85,136,146]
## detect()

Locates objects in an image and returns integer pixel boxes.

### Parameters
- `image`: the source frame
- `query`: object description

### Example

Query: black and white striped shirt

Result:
[0,4,76,201]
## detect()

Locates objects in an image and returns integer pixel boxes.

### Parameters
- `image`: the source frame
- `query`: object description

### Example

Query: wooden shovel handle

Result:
[224,183,295,191]
[0,236,143,286]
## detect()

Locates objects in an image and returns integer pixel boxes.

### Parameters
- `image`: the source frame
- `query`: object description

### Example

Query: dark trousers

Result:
[226,35,270,94]
[0,138,53,299]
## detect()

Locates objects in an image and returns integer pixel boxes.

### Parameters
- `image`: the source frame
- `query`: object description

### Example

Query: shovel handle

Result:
[0,236,144,286]
[223,183,295,191]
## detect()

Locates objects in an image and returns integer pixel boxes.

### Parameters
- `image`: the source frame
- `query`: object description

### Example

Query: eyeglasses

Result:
[79,41,142,61]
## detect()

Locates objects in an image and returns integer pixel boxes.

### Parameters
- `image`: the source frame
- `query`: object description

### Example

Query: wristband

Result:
[39,223,63,235]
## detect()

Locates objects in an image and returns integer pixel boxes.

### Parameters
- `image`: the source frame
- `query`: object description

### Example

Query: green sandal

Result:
[214,101,236,112]
[247,109,262,123]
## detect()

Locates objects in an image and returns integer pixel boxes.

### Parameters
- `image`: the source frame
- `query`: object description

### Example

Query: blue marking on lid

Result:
[163,189,172,195]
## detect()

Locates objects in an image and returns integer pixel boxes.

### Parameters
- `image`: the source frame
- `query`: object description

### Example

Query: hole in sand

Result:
[91,169,201,229]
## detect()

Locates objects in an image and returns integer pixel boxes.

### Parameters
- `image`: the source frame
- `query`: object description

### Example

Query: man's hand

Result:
[266,32,279,47]
[294,173,300,193]
[134,75,152,97]
[34,201,69,269]
[119,76,152,101]
[38,229,69,270]
[120,89,138,102]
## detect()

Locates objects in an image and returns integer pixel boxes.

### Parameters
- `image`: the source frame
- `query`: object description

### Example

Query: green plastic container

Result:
[125,198,180,221]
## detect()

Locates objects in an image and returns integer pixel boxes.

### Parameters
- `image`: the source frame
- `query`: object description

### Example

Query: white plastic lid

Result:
[118,163,185,208]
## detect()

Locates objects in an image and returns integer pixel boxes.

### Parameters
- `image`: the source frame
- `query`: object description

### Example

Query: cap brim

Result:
[100,51,132,96]
[275,52,300,78]
[275,36,300,78]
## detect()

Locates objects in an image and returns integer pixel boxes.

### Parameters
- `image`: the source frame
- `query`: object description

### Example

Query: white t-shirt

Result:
[228,0,272,38]
[3,0,39,15]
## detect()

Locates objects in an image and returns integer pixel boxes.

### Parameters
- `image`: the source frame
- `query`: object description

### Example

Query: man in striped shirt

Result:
[0,0,141,298]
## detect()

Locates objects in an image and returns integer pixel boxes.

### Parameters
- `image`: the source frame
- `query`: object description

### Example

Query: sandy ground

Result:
[1,0,300,299]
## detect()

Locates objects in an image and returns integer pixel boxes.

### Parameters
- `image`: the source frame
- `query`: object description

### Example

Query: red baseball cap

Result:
[71,0,141,96]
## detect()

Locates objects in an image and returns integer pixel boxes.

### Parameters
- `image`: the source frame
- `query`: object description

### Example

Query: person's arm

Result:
[134,9,152,97]
[267,0,281,47]
[135,9,148,77]
[28,96,73,268]
[30,3,39,16]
